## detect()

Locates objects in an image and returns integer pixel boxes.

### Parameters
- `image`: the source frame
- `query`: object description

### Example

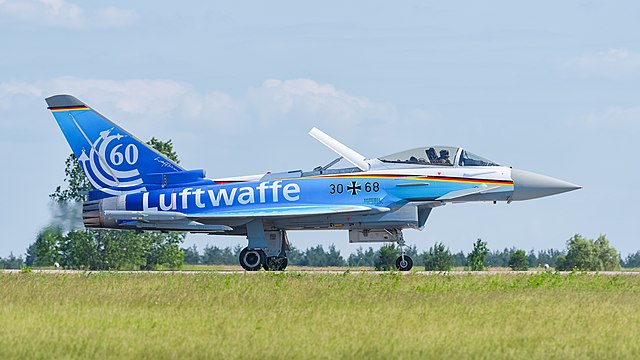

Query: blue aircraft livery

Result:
[46,94,580,271]
[133,181,301,212]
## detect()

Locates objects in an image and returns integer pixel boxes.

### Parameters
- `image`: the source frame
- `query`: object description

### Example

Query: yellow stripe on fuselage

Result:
[305,174,513,187]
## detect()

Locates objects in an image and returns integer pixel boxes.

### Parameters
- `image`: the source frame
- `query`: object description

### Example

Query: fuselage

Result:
[93,164,514,234]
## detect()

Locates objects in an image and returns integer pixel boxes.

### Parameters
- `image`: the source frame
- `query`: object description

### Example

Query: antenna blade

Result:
[309,127,369,171]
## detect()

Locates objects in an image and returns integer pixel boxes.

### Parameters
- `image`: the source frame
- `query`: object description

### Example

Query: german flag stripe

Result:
[48,105,90,112]
[307,174,513,186]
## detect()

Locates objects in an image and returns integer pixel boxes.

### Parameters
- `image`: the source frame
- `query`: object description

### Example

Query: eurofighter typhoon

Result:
[47,95,581,271]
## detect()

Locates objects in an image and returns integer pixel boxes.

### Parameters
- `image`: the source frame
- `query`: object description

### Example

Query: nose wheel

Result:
[395,255,413,271]
[394,231,413,271]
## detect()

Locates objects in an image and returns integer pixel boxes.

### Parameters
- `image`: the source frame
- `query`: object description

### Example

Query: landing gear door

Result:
[348,229,402,243]
[265,231,286,257]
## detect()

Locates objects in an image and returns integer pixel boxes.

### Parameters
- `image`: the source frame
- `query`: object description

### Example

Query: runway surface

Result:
[3,269,640,275]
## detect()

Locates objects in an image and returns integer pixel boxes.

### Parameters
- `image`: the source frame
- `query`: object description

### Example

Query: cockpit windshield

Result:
[378,147,500,167]
[378,146,458,166]
[458,150,500,166]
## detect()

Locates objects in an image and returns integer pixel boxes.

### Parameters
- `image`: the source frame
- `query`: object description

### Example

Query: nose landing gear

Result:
[394,231,413,271]
[395,254,413,271]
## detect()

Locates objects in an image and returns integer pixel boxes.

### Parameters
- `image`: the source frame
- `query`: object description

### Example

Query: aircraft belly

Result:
[272,204,420,230]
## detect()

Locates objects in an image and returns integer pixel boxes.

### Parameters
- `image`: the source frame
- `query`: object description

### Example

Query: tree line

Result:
[22,226,183,270]
[176,233,633,271]
[5,232,640,271]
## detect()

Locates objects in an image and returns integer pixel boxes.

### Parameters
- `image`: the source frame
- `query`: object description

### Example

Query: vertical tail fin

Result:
[46,94,184,199]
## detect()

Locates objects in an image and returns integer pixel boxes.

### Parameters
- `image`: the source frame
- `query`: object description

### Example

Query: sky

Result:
[0,0,638,258]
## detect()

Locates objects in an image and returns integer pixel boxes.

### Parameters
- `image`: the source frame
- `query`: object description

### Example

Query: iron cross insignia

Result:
[347,181,361,195]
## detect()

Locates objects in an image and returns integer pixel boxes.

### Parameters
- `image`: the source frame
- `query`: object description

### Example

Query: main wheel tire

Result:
[239,248,265,271]
[264,257,288,271]
[395,255,413,271]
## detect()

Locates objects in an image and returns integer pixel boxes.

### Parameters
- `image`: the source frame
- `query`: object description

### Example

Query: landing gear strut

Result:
[239,248,266,271]
[394,231,413,271]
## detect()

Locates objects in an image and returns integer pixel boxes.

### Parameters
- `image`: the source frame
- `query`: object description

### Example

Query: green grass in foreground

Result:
[1,272,640,359]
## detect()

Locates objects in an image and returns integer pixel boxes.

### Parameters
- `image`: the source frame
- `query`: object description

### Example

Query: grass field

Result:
[1,272,640,359]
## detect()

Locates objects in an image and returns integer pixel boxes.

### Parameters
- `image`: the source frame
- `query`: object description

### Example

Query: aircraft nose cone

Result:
[511,168,581,201]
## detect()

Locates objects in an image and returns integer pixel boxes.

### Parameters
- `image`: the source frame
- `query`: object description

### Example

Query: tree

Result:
[556,234,620,271]
[594,235,620,271]
[183,245,201,264]
[201,245,236,265]
[452,251,467,267]
[623,251,640,268]
[50,154,91,204]
[59,230,98,269]
[508,249,529,271]
[303,245,330,267]
[468,239,489,271]
[29,226,63,266]
[0,253,24,269]
[557,234,595,271]
[375,244,398,271]
[147,137,180,164]
[141,232,184,270]
[34,138,186,270]
[325,244,347,266]
[286,246,306,266]
[423,242,453,271]
[100,230,147,269]
[528,248,564,268]
[348,247,376,267]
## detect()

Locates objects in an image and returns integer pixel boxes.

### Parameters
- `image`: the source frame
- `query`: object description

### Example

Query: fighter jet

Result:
[46,94,581,271]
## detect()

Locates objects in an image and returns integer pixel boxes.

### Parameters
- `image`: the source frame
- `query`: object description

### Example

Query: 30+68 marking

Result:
[329,181,379,195]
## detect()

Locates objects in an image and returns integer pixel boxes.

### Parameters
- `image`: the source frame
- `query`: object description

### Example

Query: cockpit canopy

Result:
[378,146,500,167]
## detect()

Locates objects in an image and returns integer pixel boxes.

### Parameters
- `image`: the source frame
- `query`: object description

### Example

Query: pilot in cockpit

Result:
[426,147,437,162]
[437,149,451,165]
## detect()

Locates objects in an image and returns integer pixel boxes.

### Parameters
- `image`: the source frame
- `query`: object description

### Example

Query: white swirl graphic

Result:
[78,128,145,196]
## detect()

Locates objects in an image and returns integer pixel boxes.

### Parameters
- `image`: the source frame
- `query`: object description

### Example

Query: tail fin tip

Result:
[46,94,87,109]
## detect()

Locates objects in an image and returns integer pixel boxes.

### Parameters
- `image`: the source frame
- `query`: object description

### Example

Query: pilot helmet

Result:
[439,149,449,157]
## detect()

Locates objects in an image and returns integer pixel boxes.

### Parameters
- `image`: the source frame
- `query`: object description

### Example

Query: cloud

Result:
[564,48,640,78]
[48,77,194,115]
[0,77,403,132]
[580,106,640,127]
[246,79,398,126]
[0,0,137,28]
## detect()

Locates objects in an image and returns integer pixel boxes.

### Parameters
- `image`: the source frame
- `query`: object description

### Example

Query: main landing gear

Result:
[239,225,290,271]
[238,248,289,271]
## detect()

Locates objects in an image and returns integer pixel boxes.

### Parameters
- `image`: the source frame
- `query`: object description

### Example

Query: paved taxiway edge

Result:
[2,269,640,275]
